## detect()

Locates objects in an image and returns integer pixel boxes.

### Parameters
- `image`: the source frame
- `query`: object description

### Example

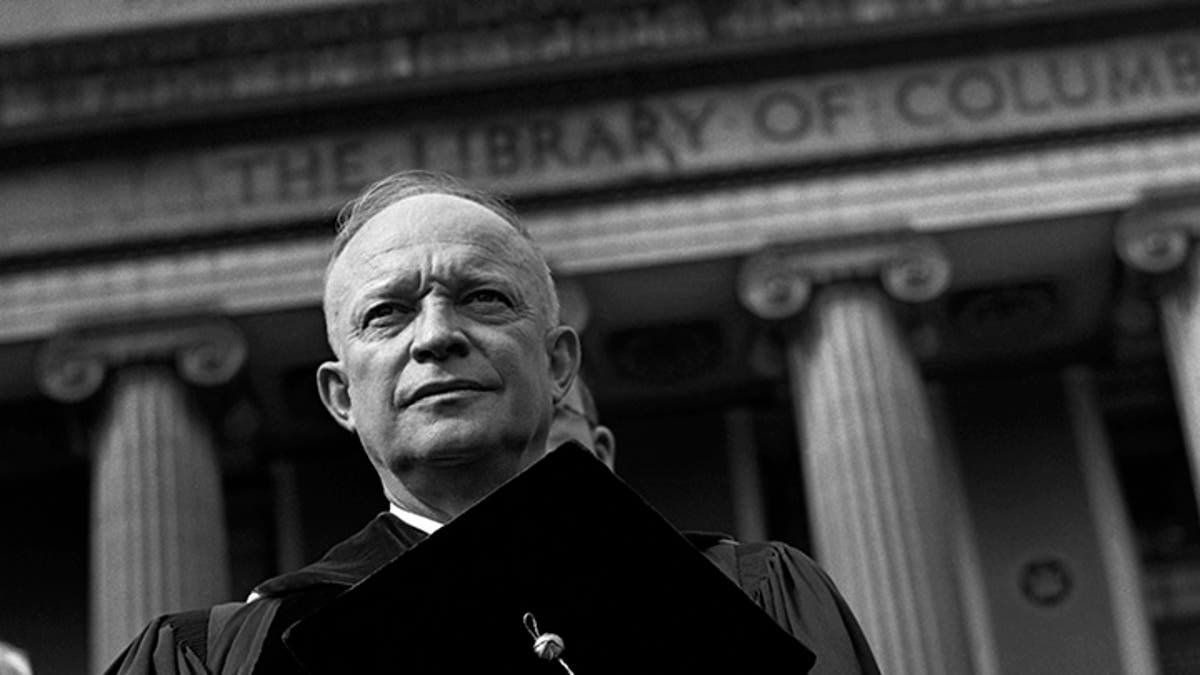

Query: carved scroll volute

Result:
[738,251,814,320]
[881,243,952,303]
[36,318,247,403]
[1117,224,1191,274]
[36,341,107,403]
[176,323,248,386]
[738,234,952,320]
[1116,186,1200,275]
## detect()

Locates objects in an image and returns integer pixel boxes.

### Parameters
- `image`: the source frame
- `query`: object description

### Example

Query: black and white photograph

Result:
[1,1,1198,672]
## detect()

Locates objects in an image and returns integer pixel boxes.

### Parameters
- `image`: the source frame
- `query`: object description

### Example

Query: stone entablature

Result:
[0,0,1168,140]
[3,26,1200,259]
[4,128,1200,344]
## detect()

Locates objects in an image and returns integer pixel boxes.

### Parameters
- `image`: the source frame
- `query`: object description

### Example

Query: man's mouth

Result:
[404,380,489,406]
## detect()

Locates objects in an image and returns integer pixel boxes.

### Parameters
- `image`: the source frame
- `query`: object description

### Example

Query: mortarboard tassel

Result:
[523,612,576,675]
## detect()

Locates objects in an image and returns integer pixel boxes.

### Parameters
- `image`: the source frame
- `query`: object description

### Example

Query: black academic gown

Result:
[106,513,879,674]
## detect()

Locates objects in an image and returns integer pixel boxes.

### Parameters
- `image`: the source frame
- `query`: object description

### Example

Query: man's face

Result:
[319,194,578,483]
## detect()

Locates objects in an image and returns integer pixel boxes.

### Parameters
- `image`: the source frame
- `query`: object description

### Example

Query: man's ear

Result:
[591,424,617,471]
[545,325,581,405]
[316,361,356,432]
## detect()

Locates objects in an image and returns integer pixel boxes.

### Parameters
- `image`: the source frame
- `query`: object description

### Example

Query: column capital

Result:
[1116,184,1200,274]
[35,316,247,402]
[736,231,951,320]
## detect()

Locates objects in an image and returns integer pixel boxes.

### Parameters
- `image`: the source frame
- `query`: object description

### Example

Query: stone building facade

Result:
[2,1,1199,672]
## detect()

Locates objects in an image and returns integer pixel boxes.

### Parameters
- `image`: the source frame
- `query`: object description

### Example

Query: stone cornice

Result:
[2,0,1122,76]
[10,28,1200,261]
[0,237,326,344]
[0,0,1174,142]
[5,128,1200,346]
[532,128,1200,276]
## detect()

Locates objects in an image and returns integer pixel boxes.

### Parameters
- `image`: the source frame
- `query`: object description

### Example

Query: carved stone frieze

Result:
[35,317,247,402]
[736,232,952,320]
[0,0,1102,138]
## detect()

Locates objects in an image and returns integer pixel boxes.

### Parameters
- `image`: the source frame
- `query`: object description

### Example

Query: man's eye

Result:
[463,290,512,307]
[363,303,407,325]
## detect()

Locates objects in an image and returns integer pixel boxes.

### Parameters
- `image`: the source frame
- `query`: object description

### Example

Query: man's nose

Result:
[409,301,470,362]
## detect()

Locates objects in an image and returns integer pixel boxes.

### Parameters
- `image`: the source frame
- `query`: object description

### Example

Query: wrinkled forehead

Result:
[326,194,546,306]
[354,195,531,258]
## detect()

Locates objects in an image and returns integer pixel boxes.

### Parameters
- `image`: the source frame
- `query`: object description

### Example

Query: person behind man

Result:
[547,378,879,674]
[546,375,615,470]
[106,170,875,673]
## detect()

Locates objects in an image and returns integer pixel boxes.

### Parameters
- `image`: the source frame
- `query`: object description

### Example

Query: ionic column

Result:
[739,235,967,675]
[36,319,247,673]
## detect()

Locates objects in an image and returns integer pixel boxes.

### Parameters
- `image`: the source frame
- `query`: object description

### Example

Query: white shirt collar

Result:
[389,502,444,534]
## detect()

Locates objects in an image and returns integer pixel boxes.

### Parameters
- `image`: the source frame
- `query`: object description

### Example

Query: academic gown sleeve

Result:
[742,543,881,675]
[103,600,281,675]
[102,614,209,675]
[694,536,880,675]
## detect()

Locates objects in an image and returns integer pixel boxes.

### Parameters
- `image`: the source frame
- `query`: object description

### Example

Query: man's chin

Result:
[419,447,494,468]
[392,435,521,470]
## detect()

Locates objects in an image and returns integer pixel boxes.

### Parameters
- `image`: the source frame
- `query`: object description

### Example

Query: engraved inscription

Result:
[3,29,1200,256]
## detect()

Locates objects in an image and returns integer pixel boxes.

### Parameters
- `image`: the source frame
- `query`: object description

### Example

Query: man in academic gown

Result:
[105,170,879,674]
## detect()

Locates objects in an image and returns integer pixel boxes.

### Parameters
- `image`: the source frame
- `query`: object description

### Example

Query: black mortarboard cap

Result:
[285,444,815,673]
